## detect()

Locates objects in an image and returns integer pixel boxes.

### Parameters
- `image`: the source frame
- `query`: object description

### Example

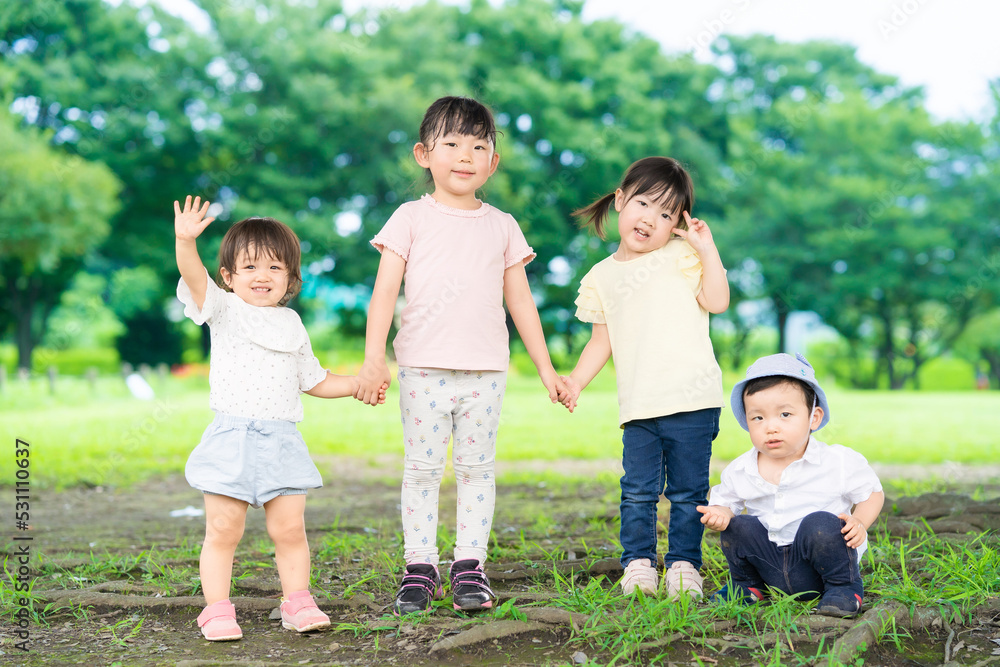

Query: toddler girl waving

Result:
[174,196,384,640]
[561,157,729,598]
[355,97,564,614]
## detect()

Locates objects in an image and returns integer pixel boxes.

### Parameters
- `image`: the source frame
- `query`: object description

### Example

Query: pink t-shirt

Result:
[371,194,535,371]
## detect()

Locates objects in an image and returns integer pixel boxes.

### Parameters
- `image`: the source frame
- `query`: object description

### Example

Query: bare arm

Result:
[174,196,215,310]
[307,372,386,402]
[356,251,405,405]
[560,323,611,412]
[840,490,885,548]
[503,262,564,402]
[672,211,730,314]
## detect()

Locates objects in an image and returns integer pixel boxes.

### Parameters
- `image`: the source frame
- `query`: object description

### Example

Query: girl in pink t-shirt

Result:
[355,96,565,615]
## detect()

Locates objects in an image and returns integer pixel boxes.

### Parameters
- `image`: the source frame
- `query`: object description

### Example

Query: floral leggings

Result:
[398,367,507,566]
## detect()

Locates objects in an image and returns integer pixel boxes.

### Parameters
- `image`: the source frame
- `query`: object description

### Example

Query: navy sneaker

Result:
[709,583,766,605]
[817,588,863,618]
[392,563,443,615]
[449,559,497,611]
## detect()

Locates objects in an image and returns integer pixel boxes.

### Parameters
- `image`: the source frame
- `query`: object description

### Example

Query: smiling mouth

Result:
[634,228,650,239]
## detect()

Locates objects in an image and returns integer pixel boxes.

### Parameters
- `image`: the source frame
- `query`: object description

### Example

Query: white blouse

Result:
[177,269,327,422]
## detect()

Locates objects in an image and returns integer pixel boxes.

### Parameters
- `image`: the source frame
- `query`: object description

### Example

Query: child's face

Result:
[220,247,289,308]
[744,381,824,465]
[414,131,499,208]
[613,188,681,260]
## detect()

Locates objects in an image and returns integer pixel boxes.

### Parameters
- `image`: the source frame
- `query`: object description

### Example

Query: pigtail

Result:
[573,192,617,240]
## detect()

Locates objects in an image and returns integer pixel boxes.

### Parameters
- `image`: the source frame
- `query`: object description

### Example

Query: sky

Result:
[157,0,1000,122]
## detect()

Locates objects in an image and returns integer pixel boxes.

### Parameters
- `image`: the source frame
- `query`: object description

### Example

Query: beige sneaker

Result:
[665,561,703,599]
[621,558,658,595]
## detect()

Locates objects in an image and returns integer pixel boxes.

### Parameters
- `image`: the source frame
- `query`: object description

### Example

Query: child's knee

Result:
[206,514,245,545]
[799,511,842,535]
[267,518,306,546]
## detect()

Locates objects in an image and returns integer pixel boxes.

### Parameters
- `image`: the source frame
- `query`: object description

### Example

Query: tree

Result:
[712,36,993,388]
[0,110,120,369]
[1,0,219,363]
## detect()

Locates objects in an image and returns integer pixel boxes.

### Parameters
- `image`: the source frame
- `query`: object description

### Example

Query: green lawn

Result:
[2,369,996,490]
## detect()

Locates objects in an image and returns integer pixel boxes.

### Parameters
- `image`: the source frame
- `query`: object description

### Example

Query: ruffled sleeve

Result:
[371,204,413,260]
[503,214,536,268]
[573,270,606,324]
[176,267,224,325]
[677,241,704,296]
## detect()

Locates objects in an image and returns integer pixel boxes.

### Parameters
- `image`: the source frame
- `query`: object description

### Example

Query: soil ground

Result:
[3,458,999,666]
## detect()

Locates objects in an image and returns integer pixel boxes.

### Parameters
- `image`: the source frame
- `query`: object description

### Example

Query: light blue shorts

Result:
[185,413,322,509]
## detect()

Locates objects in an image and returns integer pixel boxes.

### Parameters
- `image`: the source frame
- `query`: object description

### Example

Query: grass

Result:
[2,368,999,490]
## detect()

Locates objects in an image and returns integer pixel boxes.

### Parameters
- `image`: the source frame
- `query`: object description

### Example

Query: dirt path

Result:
[3,460,999,666]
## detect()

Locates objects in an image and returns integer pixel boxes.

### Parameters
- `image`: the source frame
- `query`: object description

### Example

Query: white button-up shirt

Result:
[709,437,882,558]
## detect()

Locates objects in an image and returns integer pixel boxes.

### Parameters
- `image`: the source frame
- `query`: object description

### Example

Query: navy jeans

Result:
[619,408,719,570]
[719,512,863,600]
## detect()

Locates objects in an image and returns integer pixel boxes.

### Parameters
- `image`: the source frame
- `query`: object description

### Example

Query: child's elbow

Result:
[706,296,730,314]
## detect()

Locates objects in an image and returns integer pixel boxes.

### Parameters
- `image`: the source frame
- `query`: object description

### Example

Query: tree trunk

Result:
[877,301,900,390]
[983,350,1000,389]
[13,276,40,371]
[775,306,789,354]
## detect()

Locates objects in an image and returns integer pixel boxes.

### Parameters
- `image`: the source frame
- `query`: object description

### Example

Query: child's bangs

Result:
[427,108,496,145]
[625,178,685,215]
[228,222,297,267]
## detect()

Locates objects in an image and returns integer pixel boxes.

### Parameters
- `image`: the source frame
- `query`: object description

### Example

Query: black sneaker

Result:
[816,589,863,618]
[449,559,497,611]
[392,564,442,616]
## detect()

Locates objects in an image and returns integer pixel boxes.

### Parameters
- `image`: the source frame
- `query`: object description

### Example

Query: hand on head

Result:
[669,211,715,252]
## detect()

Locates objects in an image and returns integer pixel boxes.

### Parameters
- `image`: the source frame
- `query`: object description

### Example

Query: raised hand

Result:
[670,211,716,253]
[174,195,215,241]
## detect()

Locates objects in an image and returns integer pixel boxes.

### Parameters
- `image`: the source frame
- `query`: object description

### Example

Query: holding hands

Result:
[355,359,393,406]
[558,375,582,412]
[175,195,215,241]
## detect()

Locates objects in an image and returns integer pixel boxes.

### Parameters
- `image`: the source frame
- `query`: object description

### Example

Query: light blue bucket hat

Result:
[730,353,830,432]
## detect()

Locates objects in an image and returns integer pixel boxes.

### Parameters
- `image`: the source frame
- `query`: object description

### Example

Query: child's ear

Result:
[220,267,233,288]
[488,151,500,176]
[809,406,824,431]
[413,142,431,168]
[613,188,624,212]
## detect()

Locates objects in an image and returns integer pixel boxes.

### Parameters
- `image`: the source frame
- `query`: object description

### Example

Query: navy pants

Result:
[719,511,863,600]
[620,408,719,570]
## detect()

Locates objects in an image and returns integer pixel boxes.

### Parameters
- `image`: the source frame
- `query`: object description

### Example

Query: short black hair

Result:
[743,375,816,412]
[418,96,497,149]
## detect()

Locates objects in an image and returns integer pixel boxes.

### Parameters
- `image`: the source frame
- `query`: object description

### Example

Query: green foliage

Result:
[0,108,121,368]
[1,0,997,386]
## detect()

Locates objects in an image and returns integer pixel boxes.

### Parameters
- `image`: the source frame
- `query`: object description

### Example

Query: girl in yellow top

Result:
[561,157,729,598]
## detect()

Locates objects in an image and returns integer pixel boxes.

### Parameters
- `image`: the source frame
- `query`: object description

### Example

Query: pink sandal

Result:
[280,590,331,632]
[197,599,243,641]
